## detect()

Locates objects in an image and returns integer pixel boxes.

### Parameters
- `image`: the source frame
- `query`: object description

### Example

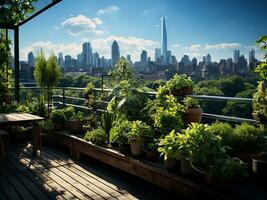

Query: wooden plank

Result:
[1,165,35,200]
[0,113,43,124]
[19,148,103,200]
[0,187,7,200]
[45,148,138,200]
[0,167,21,200]
[5,158,53,200]
[9,150,77,200]
[12,149,89,200]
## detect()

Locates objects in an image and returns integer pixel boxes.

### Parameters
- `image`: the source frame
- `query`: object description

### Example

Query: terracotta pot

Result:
[252,159,267,177]
[66,120,84,134]
[171,89,181,96]
[184,107,203,124]
[164,157,179,171]
[180,158,194,175]
[130,138,145,157]
[180,86,193,96]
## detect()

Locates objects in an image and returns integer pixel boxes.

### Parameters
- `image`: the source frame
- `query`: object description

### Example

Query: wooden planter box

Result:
[53,132,225,199]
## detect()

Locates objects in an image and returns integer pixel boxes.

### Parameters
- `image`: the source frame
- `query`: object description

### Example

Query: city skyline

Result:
[18,0,267,62]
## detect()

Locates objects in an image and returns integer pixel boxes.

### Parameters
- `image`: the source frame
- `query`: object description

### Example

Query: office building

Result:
[111,41,120,66]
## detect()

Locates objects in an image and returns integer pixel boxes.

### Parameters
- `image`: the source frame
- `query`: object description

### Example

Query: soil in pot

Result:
[180,86,193,96]
[164,157,179,172]
[180,158,194,175]
[130,138,145,157]
[184,107,203,123]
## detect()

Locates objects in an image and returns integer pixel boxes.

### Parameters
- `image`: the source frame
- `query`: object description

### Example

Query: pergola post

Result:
[14,26,19,103]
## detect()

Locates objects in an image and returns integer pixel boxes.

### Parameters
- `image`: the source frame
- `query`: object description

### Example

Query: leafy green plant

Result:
[85,82,95,108]
[157,74,193,97]
[232,123,266,153]
[84,127,108,146]
[129,120,154,139]
[151,95,185,135]
[183,97,200,108]
[253,81,267,122]
[210,156,248,182]
[208,122,234,147]
[51,110,66,124]
[158,130,188,160]
[109,119,132,146]
[70,111,85,121]
[62,106,75,120]
[16,104,30,113]
[100,111,115,140]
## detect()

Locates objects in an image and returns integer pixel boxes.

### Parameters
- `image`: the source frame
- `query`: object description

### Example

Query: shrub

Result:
[84,127,108,146]
[232,123,266,153]
[209,122,234,147]
[62,106,75,120]
[183,97,200,108]
[51,110,66,124]
[109,119,132,146]
[129,120,154,139]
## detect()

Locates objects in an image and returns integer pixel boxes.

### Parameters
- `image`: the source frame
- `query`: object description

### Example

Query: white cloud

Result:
[154,24,160,28]
[172,44,181,48]
[54,26,59,30]
[184,43,242,51]
[20,36,159,62]
[205,43,241,50]
[62,15,104,36]
[97,5,119,15]
[20,41,81,60]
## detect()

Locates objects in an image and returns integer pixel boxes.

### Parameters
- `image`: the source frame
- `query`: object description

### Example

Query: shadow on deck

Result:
[0,145,175,200]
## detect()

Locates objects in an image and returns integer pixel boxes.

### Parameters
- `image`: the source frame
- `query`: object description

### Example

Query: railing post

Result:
[62,88,66,108]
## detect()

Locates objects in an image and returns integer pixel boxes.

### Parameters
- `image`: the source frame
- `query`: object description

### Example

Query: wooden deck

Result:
[0,145,175,200]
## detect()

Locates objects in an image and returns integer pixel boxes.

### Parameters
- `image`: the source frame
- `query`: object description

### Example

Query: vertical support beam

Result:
[5,29,8,79]
[62,88,66,108]
[14,26,20,103]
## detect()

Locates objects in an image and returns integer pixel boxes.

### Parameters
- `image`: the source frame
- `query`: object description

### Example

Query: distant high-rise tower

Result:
[154,48,161,62]
[141,50,148,63]
[58,52,64,68]
[126,54,132,63]
[206,54,211,64]
[249,48,255,65]
[82,42,92,66]
[111,41,120,66]
[233,50,240,63]
[161,17,167,64]
[28,52,35,67]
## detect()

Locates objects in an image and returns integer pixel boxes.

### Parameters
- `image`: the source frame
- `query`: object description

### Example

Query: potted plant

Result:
[183,97,203,123]
[144,139,159,161]
[63,106,85,134]
[128,120,154,157]
[84,127,108,146]
[83,114,98,133]
[158,131,180,171]
[51,110,66,131]
[157,74,193,97]
[109,119,132,154]
[252,81,267,124]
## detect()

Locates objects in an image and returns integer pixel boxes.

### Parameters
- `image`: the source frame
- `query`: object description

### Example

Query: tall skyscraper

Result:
[82,42,92,65]
[58,52,64,68]
[141,50,148,63]
[126,54,132,63]
[154,48,161,62]
[233,50,240,63]
[28,52,35,67]
[206,54,211,64]
[111,41,120,66]
[249,48,255,65]
[161,17,168,64]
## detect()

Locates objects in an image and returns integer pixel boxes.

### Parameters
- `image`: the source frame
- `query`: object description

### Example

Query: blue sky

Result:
[19,0,267,62]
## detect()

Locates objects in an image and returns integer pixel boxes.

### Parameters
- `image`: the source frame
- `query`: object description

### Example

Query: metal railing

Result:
[18,86,256,124]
